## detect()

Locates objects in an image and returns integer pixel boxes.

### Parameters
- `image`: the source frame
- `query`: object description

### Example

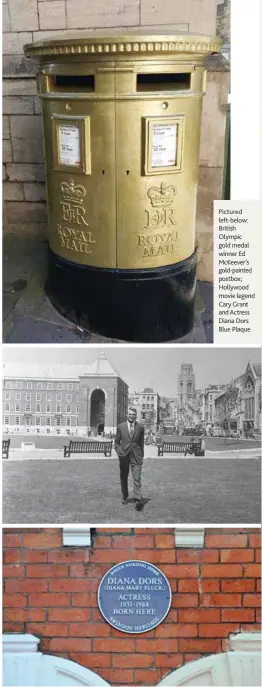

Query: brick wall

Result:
[3,527,261,686]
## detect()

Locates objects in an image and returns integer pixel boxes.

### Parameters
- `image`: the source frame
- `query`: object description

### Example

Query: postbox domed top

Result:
[24,29,222,58]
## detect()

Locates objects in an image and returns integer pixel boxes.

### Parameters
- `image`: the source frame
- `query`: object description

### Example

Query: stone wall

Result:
[3,527,261,686]
[3,0,229,282]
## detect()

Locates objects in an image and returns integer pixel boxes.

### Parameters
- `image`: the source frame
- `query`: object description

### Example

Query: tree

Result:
[219,384,239,437]
[143,408,156,433]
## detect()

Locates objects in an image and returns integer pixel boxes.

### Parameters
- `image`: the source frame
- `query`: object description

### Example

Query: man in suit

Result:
[115,407,144,511]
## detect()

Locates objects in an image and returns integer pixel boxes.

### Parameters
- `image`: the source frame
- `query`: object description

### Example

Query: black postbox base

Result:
[46,248,197,342]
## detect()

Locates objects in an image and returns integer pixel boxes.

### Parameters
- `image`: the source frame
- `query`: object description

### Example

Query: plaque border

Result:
[97,559,172,634]
[143,115,184,176]
[52,115,91,175]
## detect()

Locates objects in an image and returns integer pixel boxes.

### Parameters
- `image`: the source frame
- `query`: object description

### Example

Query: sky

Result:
[2,346,261,396]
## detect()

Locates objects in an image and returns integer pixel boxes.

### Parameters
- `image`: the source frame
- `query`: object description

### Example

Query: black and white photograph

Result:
[2,346,261,524]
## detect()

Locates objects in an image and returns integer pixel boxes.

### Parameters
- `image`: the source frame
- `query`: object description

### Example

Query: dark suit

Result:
[115,421,144,500]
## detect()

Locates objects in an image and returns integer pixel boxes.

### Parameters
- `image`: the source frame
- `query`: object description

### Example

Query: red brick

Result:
[172,594,199,607]
[155,623,197,637]
[222,609,255,622]
[184,654,202,663]
[178,609,221,623]
[48,550,90,563]
[205,534,248,548]
[155,534,175,548]
[69,564,87,577]
[243,594,261,607]
[48,608,91,622]
[27,622,68,636]
[3,551,21,563]
[134,669,161,684]
[134,550,166,564]
[200,593,241,607]
[3,594,26,607]
[22,531,61,548]
[178,579,220,593]
[91,549,134,563]
[21,550,48,563]
[71,593,92,606]
[3,622,25,633]
[69,623,110,636]
[257,579,261,592]
[49,580,92,592]
[201,564,243,577]
[69,653,111,668]
[3,534,21,547]
[179,638,221,652]
[241,623,262,632]
[151,550,176,563]
[94,536,112,548]
[28,593,70,607]
[256,608,261,622]
[93,639,135,652]
[26,564,68,578]
[198,623,240,637]
[249,533,261,547]
[5,579,48,593]
[50,638,91,652]
[176,550,219,563]
[112,654,154,668]
[105,669,133,684]
[255,550,261,562]
[220,549,254,563]
[244,564,261,577]
[221,579,255,592]
[136,639,178,653]
[163,609,178,622]
[160,565,199,578]
[155,654,183,668]
[3,565,25,577]
[3,608,46,622]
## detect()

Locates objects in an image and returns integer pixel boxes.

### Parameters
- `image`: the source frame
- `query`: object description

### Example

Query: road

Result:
[3,457,261,524]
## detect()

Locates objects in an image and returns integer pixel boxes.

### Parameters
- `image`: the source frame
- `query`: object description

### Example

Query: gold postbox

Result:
[25,31,221,271]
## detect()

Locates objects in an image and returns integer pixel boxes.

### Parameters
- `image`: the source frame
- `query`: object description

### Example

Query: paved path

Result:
[3,457,261,524]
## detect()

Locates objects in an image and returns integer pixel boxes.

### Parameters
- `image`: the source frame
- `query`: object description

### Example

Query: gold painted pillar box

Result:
[24,31,221,342]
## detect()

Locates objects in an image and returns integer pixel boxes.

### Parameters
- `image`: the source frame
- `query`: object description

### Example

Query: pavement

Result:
[5,447,261,461]
[3,457,261,524]
[3,235,213,343]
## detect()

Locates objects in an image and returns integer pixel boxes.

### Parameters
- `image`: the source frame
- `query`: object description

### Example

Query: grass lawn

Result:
[3,457,261,524]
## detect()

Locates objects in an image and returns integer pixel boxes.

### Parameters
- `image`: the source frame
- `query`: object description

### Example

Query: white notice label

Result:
[151,123,177,168]
[59,124,81,166]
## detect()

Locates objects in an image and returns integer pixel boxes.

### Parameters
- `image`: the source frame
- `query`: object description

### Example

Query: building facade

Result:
[128,387,160,433]
[2,354,128,435]
[214,362,261,436]
[3,526,261,687]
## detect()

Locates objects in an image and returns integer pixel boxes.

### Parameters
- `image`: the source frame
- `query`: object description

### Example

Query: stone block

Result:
[10,114,42,139]
[3,55,36,78]
[12,138,44,163]
[9,0,38,31]
[3,140,13,163]
[34,95,42,115]
[196,233,214,283]
[39,1,66,30]
[4,223,47,240]
[139,23,188,31]
[6,163,45,182]
[3,32,33,54]
[3,165,7,181]
[3,79,37,95]
[3,96,34,115]
[196,166,223,235]
[5,201,47,223]
[3,116,10,140]
[24,182,46,201]
[140,0,218,34]
[3,4,11,32]
[66,0,140,29]
[3,182,24,201]
[32,28,75,41]
[200,71,230,168]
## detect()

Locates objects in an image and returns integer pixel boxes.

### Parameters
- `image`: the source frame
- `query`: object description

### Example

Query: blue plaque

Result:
[98,560,172,634]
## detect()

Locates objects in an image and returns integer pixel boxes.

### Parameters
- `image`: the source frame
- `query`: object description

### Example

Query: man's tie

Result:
[130,425,134,438]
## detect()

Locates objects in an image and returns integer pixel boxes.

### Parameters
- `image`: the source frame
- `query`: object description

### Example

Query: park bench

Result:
[158,438,205,457]
[64,440,113,457]
[2,439,10,459]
